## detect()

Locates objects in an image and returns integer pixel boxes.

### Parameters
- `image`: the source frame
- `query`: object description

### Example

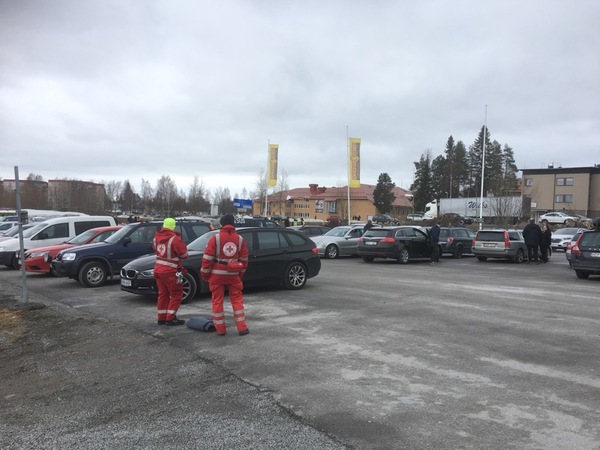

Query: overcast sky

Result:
[1,0,599,200]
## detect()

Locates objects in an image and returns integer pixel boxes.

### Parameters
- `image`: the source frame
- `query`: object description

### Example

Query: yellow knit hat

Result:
[163,218,176,230]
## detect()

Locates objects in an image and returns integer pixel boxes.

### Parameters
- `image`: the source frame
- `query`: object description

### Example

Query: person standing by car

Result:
[153,218,189,326]
[540,223,552,263]
[523,218,543,264]
[430,220,441,265]
[201,214,250,336]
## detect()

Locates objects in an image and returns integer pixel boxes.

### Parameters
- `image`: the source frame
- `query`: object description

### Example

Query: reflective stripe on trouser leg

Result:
[155,272,171,321]
[166,273,184,321]
[210,283,226,334]
[229,281,247,332]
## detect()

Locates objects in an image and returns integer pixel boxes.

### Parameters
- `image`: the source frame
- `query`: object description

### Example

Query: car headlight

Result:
[0,247,5,252]
[140,269,155,277]
[28,251,48,259]
[61,252,77,261]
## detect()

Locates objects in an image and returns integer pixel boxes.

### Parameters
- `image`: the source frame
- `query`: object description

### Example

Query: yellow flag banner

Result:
[268,144,278,187]
[348,138,361,188]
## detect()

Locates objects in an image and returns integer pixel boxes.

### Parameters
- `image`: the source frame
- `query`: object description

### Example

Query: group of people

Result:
[283,217,304,227]
[152,215,250,336]
[523,218,552,264]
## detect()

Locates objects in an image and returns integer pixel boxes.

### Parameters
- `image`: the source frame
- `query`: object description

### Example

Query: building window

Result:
[555,194,573,203]
[326,201,336,213]
[556,177,574,186]
[525,178,533,187]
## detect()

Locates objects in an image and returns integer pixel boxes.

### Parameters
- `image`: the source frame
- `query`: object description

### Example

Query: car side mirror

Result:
[123,237,132,246]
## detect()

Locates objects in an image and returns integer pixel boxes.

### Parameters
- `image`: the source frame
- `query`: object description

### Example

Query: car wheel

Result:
[362,256,374,262]
[397,247,410,264]
[513,249,524,263]
[181,273,197,304]
[476,256,487,262]
[78,261,108,288]
[453,245,463,259]
[10,253,20,270]
[575,270,590,279]
[325,244,339,259]
[284,262,307,289]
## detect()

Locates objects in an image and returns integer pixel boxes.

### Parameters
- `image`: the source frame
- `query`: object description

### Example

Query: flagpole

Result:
[264,140,269,217]
[478,105,488,230]
[346,126,351,225]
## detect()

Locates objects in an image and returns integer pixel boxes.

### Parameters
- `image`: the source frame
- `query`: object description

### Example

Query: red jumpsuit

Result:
[201,225,249,335]
[153,228,189,323]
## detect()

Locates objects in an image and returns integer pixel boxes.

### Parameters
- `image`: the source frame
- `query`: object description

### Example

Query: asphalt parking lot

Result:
[2,252,600,449]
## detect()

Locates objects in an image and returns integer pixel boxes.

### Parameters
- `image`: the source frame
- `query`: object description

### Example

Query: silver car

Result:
[472,229,527,263]
[310,225,366,259]
[551,227,587,252]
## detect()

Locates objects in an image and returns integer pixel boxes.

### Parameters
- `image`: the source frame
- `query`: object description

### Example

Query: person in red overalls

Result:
[153,217,189,326]
[201,214,249,336]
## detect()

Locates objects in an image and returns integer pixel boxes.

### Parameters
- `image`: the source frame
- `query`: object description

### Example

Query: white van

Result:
[0,215,116,269]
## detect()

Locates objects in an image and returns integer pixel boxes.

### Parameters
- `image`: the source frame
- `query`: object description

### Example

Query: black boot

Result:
[165,317,185,326]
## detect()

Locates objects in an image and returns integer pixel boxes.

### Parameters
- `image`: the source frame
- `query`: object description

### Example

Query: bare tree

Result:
[154,175,178,216]
[105,180,123,202]
[140,178,154,213]
[188,175,210,214]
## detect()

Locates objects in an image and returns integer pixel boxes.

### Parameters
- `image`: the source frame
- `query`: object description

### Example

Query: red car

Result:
[23,226,122,275]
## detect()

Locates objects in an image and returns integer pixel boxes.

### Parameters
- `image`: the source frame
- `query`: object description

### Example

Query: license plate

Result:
[121,279,132,287]
[591,252,600,257]
[483,243,495,247]
[365,241,377,246]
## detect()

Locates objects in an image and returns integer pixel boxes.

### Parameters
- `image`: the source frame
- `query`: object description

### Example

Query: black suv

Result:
[570,225,600,279]
[120,227,321,302]
[439,227,476,258]
[358,226,432,263]
[52,220,213,288]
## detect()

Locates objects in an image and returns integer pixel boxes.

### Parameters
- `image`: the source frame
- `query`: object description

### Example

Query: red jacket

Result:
[201,225,249,283]
[152,228,189,274]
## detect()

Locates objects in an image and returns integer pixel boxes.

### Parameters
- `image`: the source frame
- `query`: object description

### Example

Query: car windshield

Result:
[3,225,32,237]
[104,224,137,244]
[554,228,578,235]
[22,222,50,238]
[324,227,352,237]
[580,233,600,246]
[188,230,218,251]
[364,229,390,238]
[476,231,505,242]
[67,229,100,244]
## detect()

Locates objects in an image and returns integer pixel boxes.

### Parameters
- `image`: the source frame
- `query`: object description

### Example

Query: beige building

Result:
[521,166,600,218]
[253,183,414,223]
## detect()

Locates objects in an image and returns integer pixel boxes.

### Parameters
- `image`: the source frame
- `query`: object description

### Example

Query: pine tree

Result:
[373,173,396,214]
[411,151,434,211]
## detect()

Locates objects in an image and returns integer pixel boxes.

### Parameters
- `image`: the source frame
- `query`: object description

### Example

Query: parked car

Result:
[372,214,397,225]
[439,227,476,258]
[23,226,122,275]
[310,225,366,259]
[550,227,587,252]
[0,221,19,234]
[472,229,527,263]
[0,224,35,242]
[232,216,281,228]
[358,226,433,263]
[539,212,580,225]
[120,227,321,302]
[52,220,213,288]
[566,231,586,266]
[288,225,330,237]
[0,215,116,270]
[406,213,425,222]
[569,223,600,279]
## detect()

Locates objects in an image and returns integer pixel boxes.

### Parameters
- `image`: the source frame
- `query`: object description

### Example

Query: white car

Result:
[310,225,366,259]
[539,212,581,225]
[550,227,587,251]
